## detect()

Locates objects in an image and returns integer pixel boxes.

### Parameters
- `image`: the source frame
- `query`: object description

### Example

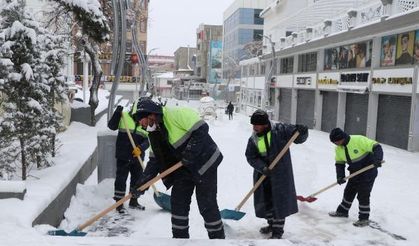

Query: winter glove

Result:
[374,160,382,168]
[337,177,346,185]
[132,146,142,158]
[294,124,308,135]
[130,186,144,199]
[115,105,123,113]
[261,167,272,176]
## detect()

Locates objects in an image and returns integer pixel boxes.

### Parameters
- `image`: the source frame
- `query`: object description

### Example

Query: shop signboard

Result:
[318,72,339,90]
[337,72,370,93]
[293,73,316,89]
[276,75,293,88]
[372,68,413,94]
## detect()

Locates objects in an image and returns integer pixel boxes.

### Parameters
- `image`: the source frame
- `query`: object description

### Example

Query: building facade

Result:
[222,0,269,79]
[174,47,197,71]
[240,0,419,152]
[195,24,223,83]
[148,55,175,74]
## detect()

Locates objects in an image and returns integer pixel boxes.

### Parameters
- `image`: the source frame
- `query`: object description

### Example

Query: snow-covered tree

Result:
[38,33,68,157]
[51,0,110,125]
[0,0,58,179]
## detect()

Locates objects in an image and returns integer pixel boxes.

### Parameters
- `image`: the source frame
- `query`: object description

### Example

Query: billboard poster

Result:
[338,45,350,69]
[380,35,396,66]
[347,42,371,69]
[395,31,414,65]
[414,30,419,64]
[331,40,371,70]
[208,40,222,84]
[324,47,339,70]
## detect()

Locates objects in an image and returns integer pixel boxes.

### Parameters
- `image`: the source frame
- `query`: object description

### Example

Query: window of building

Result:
[140,19,147,33]
[253,30,263,40]
[256,91,262,107]
[254,9,263,25]
[280,56,294,74]
[298,52,317,72]
[238,29,253,45]
[140,0,147,10]
[139,41,146,52]
[260,62,266,75]
[126,41,132,53]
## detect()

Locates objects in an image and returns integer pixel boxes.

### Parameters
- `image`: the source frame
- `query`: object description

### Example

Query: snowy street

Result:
[1,99,417,245]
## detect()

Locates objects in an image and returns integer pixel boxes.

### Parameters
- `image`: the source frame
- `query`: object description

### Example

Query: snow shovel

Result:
[47,162,183,236]
[121,114,171,211]
[296,161,384,203]
[220,131,300,220]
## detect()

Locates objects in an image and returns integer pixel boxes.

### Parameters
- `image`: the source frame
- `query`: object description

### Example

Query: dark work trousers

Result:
[170,167,225,239]
[262,178,285,235]
[114,158,143,201]
[228,112,233,120]
[336,178,376,220]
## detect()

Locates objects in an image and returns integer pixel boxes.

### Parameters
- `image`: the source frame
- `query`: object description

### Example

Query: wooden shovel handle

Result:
[77,162,182,231]
[308,161,384,198]
[235,131,300,211]
[121,113,158,194]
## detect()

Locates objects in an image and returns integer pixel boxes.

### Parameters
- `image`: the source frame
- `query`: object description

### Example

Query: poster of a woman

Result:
[381,35,396,66]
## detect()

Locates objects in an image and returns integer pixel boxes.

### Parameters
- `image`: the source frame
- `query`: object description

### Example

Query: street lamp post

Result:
[263,35,276,115]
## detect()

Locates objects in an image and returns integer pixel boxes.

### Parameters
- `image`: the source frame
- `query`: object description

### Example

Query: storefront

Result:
[294,74,316,128]
[277,75,293,123]
[372,68,413,149]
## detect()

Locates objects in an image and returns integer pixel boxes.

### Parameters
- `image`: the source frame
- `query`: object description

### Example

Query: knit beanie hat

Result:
[250,109,269,125]
[329,128,348,142]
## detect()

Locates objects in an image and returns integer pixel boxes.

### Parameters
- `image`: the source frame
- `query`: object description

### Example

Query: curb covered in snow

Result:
[31,147,98,227]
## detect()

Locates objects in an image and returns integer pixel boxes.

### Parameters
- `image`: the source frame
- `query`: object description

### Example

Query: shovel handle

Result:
[77,162,182,231]
[308,161,384,198]
[235,131,300,211]
[121,113,159,195]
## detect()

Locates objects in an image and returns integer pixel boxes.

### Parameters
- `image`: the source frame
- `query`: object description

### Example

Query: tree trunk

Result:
[20,138,26,181]
[83,38,102,126]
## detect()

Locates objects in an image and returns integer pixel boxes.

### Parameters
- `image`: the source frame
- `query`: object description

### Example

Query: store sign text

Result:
[372,77,412,85]
[340,73,369,83]
[296,77,312,85]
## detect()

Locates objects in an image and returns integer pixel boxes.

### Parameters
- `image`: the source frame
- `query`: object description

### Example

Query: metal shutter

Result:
[296,89,315,128]
[321,91,338,132]
[376,95,411,149]
[344,93,369,135]
[279,88,292,123]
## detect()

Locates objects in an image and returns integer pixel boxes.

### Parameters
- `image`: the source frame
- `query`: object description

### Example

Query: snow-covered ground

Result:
[1,98,418,246]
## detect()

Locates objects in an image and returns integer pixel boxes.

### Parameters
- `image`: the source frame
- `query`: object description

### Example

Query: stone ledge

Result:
[31,147,98,227]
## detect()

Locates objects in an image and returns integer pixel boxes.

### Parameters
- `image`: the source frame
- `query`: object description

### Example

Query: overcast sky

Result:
[148,0,235,56]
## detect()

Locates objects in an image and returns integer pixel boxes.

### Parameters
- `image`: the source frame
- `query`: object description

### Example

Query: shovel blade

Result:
[296,195,317,203]
[220,209,246,220]
[47,229,87,237]
[154,191,171,211]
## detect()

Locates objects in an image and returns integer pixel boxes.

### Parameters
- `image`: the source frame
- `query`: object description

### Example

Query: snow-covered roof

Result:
[156,72,174,79]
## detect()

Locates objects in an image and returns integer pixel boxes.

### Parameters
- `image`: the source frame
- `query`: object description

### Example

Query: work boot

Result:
[129,198,145,210]
[353,219,370,227]
[259,225,272,234]
[328,211,348,218]
[116,204,126,214]
[270,228,283,239]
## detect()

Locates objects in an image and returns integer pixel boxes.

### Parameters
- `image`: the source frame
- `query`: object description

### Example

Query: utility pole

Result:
[263,35,276,115]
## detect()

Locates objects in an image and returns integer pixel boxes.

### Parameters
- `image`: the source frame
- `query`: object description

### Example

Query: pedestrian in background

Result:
[227,102,234,120]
